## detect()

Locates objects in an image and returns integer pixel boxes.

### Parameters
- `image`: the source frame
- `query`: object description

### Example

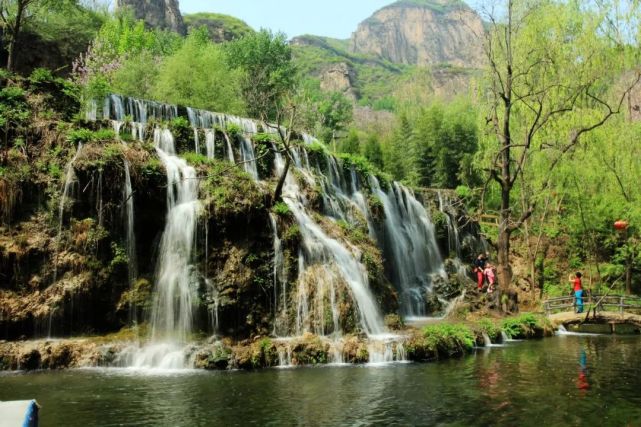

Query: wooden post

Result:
[620,296,624,314]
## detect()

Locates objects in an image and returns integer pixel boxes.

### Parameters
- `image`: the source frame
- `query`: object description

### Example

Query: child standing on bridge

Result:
[570,272,584,313]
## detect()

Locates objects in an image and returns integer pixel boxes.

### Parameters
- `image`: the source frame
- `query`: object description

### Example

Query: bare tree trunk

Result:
[273,154,290,203]
[6,0,26,72]
[497,217,512,293]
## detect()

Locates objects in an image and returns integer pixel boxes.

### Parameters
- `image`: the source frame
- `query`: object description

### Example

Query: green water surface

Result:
[1,335,640,426]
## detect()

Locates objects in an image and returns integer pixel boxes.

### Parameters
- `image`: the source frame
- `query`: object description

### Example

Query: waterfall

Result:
[131,128,200,369]
[269,214,288,336]
[112,121,139,321]
[205,129,215,160]
[240,136,259,180]
[482,332,493,347]
[93,95,456,364]
[52,143,83,287]
[370,177,445,318]
[274,150,385,336]
[223,131,235,163]
[122,157,138,314]
[105,94,176,123]
[438,191,461,258]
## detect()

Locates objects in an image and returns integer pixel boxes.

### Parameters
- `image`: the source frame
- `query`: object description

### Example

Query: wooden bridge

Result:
[544,294,641,332]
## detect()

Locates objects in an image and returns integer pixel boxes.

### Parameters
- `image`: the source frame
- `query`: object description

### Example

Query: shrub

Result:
[182,152,211,166]
[501,313,541,339]
[477,318,500,341]
[272,201,290,217]
[422,323,475,356]
[67,128,116,145]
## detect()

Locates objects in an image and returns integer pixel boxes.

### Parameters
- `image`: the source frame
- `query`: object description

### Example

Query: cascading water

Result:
[47,143,83,338]
[130,128,200,369]
[112,121,139,323]
[205,129,216,160]
[94,94,455,365]
[370,177,445,318]
[269,214,288,336]
[52,143,83,286]
[274,150,385,337]
[240,136,259,180]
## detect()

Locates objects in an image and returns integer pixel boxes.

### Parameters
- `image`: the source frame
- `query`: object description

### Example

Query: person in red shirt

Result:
[570,272,584,313]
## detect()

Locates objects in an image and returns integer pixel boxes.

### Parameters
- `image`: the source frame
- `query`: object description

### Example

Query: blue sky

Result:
[179,0,489,39]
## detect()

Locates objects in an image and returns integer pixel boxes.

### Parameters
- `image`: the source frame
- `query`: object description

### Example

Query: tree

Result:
[339,129,360,155]
[363,134,384,169]
[481,0,640,298]
[226,29,297,120]
[226,29,301,204]
[151,29,245,114]
[317,91,352,145]
[0,0,80,71]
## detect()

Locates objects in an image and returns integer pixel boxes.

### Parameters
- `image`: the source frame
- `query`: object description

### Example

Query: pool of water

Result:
[1,335,640,426]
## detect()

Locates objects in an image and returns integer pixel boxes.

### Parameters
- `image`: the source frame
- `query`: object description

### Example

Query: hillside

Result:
[292,33,479,112]
[184,13,254,42]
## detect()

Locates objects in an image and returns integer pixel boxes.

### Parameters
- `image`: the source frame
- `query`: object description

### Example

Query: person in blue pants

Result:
[570,272,584,313]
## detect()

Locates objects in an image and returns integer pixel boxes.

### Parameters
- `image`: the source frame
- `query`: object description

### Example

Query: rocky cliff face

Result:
[350,0,484,68]
[319,62,359,101]
[115,0,186,35]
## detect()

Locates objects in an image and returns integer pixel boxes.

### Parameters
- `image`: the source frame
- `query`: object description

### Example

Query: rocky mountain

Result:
[115,0,186,35]
[350,0,485,68]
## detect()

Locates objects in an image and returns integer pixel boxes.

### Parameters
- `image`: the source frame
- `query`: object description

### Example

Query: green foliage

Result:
[226,29,297,119]
[76,10,182,103]
[314,91,353,143]
[283,224,301,244]
[253,133,276,144]
[66,128,115,145]
[183,12,254,42]
[272,201,291,217]
[102,144,123,163]
[501,314,541,339]
[181,152,211,166]
[110,242,129,268]
[225,123,241,137]
[203,159,263,215]
[422,323,475,354]
[411,101,479,188]
[363,134,384,169]
[477,318,500,341]
[393,0,467,13]
[151,30,245,114]
[338,129,360,154]
[27,68,81,119]
[0,86,30,131]
[141,158,163,179]
[110,51,159,100]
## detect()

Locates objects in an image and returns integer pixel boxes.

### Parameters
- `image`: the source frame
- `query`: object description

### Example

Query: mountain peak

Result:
[350,0,484,68]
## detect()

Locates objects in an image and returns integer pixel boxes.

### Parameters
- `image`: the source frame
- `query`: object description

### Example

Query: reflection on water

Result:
[1,336,640,426]
[577,348,590,393]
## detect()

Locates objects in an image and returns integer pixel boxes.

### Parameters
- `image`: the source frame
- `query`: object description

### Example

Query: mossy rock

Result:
[18,349,41,370]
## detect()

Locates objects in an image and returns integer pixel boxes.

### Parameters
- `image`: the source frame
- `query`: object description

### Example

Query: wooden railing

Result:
[543,294,641,316]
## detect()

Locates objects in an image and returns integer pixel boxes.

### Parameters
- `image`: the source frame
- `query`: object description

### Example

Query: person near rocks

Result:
[484,263,496,294]
[473,254,487,290]
[570,272,584,313]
